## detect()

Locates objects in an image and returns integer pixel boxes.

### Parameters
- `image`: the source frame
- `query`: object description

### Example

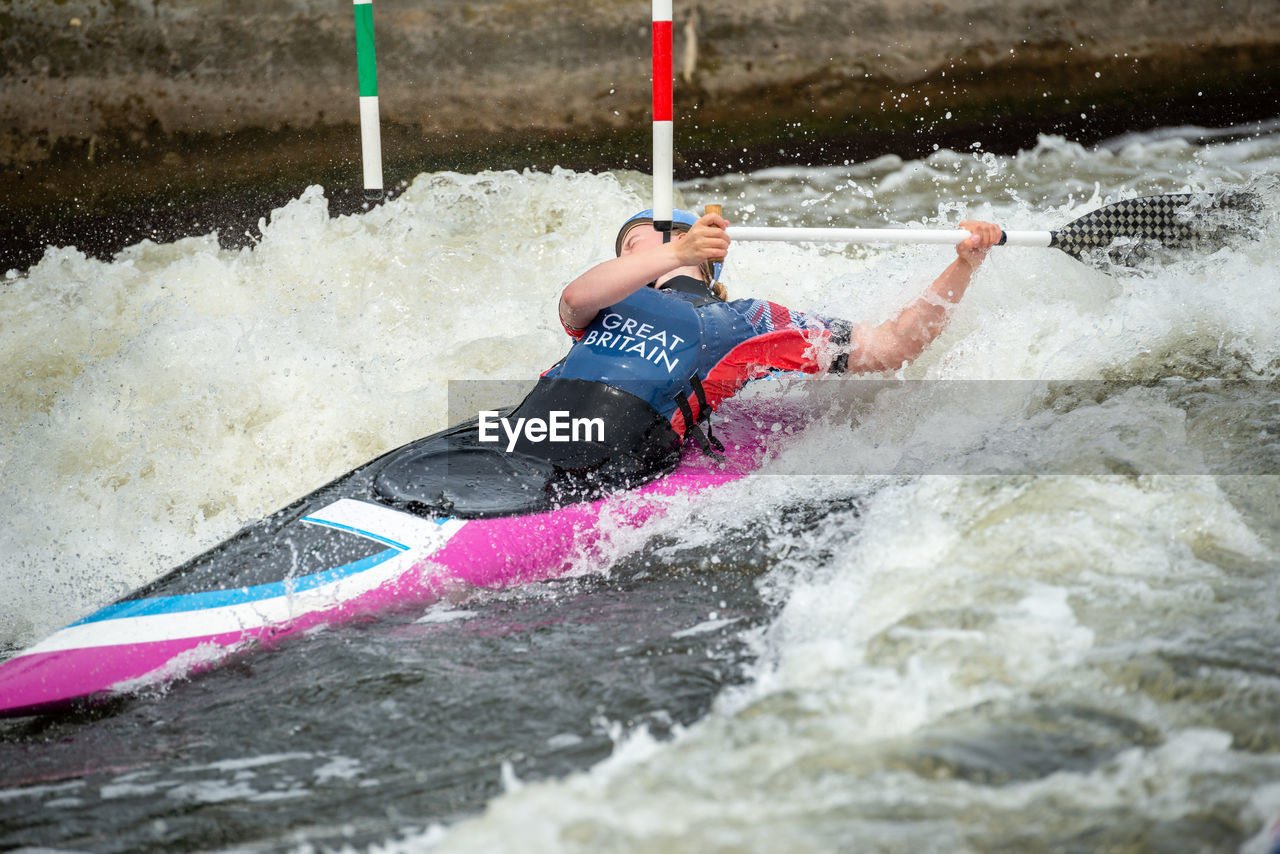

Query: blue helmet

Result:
[615,208,724,284]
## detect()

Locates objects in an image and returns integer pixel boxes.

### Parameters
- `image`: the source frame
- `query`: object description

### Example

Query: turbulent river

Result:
[2,126,1280,852]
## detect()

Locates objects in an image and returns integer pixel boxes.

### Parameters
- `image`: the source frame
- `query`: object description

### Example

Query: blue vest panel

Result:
[546,284,754,419]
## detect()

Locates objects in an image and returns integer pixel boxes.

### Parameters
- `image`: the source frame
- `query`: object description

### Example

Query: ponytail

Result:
[698,260,728,301]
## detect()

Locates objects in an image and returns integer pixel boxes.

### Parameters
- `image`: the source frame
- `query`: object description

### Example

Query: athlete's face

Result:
[619,224,685,256]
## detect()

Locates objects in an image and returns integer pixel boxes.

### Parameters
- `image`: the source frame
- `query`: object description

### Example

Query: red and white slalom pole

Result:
[652,0,674,234]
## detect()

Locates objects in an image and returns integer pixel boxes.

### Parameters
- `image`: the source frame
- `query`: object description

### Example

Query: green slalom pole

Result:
[353,0,384,199]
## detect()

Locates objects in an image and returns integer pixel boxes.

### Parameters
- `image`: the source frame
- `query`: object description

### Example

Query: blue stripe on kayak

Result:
[301,516,412,550]
[68,548,402,626]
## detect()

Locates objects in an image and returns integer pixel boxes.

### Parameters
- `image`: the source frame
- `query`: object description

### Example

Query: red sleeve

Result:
[559,301,586,339]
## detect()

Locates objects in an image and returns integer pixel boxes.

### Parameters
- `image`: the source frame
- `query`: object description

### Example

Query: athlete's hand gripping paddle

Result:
[720,191,1261,268]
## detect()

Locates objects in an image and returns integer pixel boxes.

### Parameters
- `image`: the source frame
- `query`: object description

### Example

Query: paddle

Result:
[724,190,1261,266]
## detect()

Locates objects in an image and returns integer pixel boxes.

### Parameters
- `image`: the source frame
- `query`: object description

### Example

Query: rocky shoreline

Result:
[2,0,1277,272]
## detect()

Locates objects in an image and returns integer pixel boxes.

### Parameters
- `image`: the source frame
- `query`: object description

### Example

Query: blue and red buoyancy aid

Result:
[544,276,851,445]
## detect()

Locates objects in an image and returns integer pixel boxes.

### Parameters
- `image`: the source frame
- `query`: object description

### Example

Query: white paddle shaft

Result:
[725,226,1053,247]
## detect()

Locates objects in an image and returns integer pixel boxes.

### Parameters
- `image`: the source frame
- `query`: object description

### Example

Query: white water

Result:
[4,129,1280,850]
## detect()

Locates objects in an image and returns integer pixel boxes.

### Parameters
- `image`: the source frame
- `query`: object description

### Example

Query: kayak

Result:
[0,402,776,719]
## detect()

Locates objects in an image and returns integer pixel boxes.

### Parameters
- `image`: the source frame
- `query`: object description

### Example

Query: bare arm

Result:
[559,213,730,331]
[559,243,689,331]
[845,220,1001,373]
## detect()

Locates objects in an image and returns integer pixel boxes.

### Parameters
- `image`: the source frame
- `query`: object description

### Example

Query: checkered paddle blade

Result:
[1049,191,1260,265]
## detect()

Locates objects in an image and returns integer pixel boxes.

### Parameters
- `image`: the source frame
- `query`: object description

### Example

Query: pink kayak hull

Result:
[0,453,751,718]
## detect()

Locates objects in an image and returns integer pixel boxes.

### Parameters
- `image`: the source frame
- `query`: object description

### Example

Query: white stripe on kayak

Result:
[19,502,465,657]
[304,498,463,548]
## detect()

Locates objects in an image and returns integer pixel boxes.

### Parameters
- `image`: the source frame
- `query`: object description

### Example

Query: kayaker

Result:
[551,207,1001,449]
[373,207,1000,517]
